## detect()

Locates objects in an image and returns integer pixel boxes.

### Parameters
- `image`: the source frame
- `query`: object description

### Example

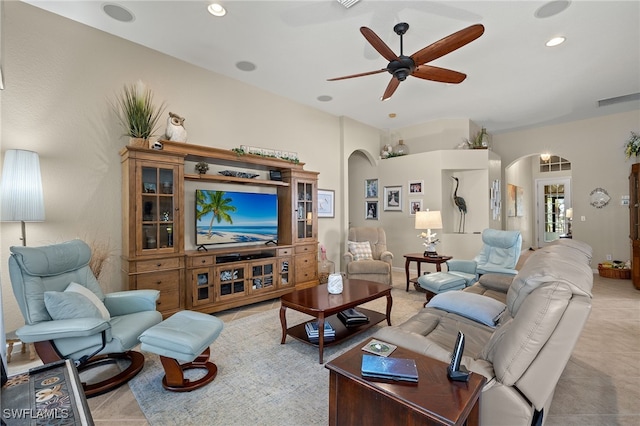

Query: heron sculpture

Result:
[452,177,467,233]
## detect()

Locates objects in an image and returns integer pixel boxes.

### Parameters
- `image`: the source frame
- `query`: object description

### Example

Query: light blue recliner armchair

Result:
[9,239,162,397]
[418,229,522,299]
[472,228,522,276]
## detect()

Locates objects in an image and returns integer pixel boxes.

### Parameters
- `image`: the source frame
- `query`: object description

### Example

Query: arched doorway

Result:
[505,153,572,249]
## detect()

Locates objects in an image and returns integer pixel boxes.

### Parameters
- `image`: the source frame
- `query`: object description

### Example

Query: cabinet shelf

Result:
[184,173,289,187]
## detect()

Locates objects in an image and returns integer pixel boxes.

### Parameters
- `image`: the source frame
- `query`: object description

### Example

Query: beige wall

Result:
[1,2,639,333]
[0,2,377,331]
[494,110,640,265]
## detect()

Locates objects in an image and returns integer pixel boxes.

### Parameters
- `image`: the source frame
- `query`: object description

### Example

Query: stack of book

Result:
[305,321,335,342]
[337,308,369,327]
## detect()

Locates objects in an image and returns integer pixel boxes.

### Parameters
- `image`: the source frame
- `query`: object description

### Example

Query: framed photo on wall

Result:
[383,186,402,211]
[365,178,378,199]
[365,201,378,220]
[408,179,424,195]
[317,189,335,218]
[409,199,423,216]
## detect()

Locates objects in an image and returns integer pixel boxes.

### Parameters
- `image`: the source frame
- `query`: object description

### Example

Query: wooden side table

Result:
[6,330,36,363]
[326,344,486,426]
[403,253,453,291]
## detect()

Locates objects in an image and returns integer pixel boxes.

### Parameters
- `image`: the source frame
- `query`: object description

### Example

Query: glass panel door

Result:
[536,177,571,246]
[138,164,176,254]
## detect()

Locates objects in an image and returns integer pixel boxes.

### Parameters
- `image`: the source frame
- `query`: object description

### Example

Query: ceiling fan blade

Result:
[381,77,400,101]
[410,24,484,66]
[327,69,387,81]
[360,27,399,62]
[412,65,467,84]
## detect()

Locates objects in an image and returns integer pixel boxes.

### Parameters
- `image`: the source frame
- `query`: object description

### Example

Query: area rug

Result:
[128,287,424,425]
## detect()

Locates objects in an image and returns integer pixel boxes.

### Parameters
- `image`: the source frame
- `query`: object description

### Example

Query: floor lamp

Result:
[1,150,45,246]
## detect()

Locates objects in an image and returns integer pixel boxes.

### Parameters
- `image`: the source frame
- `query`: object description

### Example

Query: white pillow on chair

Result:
[348,241,373,261]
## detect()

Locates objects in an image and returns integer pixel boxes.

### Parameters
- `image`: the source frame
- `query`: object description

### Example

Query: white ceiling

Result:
[25,0,640,134]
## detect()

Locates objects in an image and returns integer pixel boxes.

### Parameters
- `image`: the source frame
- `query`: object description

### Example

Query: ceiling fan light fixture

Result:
[208,3,227,17]
[546,36,566,47]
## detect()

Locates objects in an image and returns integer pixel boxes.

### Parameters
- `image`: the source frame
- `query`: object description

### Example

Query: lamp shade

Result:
[415,210,442,230]
[1,150,45,222]
[566,207,573,219]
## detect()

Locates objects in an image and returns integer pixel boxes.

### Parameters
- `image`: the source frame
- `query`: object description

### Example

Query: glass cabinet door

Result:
[215,265,246,301]
[138,163,179,255]
[249,260,275,294]
[191,268,214,306]
[630,164,639,240]
[296,181,315,241]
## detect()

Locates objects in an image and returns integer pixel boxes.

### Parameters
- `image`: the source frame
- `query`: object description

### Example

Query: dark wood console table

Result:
[326,344,485,426]
[403,253,453,291]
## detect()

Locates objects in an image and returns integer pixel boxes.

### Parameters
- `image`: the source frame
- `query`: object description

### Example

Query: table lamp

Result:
[1,149,45,246]
[566,207,573,237]
[415,210,443,257]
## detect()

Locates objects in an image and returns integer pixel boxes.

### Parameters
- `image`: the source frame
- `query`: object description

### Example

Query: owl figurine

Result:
[165,112,187,142]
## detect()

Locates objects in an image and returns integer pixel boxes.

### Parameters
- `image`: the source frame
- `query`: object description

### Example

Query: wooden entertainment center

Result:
[121,141,319,317]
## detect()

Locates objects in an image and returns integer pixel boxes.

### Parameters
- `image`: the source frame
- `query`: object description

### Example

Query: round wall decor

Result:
[589,187,610,208]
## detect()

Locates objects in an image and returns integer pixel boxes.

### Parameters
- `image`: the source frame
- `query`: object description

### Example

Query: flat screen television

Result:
[195,189,278,246]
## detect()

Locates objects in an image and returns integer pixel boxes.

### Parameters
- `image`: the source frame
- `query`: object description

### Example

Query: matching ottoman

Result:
[417,272,466,305]
[139,310,224,392]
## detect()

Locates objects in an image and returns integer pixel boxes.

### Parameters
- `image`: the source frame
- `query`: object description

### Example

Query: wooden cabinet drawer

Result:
[295,253,317,282]
[135,270,181,311]
[277,247,293,256]
[135,257,182,272]
[136,270,181,291]
[188,255,215,267]
[295,244,317,255]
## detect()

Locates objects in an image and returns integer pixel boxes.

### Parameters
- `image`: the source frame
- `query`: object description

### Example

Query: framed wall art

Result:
[383,186,402,211]
[365,201,379,220]
[409,199,423,215]
[408,179,424,195]
[317,189,335,218]
[365,178,378,199]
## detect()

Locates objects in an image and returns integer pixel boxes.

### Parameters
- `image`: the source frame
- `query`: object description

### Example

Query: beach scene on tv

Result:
[196,189,278,246]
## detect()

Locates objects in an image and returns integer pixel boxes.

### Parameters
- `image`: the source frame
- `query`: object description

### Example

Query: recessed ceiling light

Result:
[535,0,571,19]
[102,3,135,22]
[208,3,226,17]
[317,95,333,102]
[236,61,256,72]
[546,36,566,47]
[388,113,397,118]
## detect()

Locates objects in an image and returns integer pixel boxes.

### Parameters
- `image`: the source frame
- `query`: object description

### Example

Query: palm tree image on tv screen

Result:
[195,189,278,246]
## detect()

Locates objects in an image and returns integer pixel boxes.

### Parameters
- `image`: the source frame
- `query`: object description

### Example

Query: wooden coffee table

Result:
[325,344,486,426]
[280,279,392,364]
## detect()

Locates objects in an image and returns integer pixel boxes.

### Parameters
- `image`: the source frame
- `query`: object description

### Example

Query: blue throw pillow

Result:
[427,291,506,328]
[44,291,104,320]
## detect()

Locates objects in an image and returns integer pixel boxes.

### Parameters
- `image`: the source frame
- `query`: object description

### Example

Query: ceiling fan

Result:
[328,22,485,100]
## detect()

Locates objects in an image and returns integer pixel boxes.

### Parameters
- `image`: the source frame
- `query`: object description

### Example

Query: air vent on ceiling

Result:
[336,0,360,9]
[598,93,640,107]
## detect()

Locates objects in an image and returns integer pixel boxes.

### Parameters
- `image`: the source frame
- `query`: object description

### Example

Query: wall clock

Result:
[589,187,610,208]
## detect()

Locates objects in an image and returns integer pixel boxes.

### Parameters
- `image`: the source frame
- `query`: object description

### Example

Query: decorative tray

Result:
[218,170,259,179]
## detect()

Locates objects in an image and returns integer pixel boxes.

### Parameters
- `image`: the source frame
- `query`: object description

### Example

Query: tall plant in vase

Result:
[111,80,166,147]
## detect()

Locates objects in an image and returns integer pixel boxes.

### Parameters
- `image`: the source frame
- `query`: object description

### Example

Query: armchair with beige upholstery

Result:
[343,227,393,285]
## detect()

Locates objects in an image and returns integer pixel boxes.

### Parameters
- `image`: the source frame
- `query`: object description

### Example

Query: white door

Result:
[536,177,571,247]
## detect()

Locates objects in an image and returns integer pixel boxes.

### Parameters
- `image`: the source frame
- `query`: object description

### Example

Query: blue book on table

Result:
[361,354,419,382]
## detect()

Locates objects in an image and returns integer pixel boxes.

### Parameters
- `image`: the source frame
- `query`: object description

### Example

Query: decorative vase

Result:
[392,139,409,155]
[318,248,335,284]
[327,273,343,294]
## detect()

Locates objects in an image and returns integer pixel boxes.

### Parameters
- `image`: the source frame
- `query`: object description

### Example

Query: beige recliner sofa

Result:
[374,239,593,425]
